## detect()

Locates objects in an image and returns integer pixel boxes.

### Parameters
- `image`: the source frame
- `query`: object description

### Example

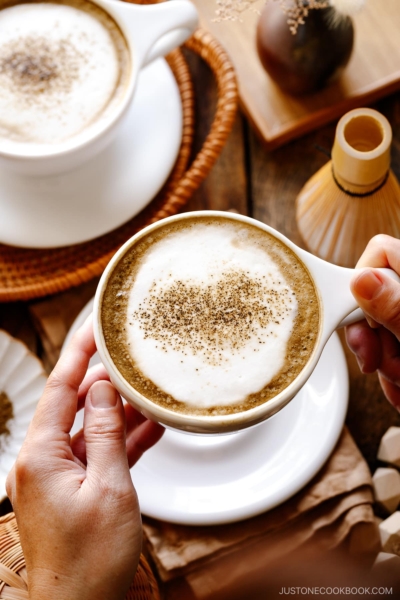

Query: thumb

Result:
[351,268,400,338]
[84,381,130,485]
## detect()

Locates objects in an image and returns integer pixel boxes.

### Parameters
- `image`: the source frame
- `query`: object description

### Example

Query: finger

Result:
[30,316,95,437]
[350,269,400,340]
[77,363,110,411]
[356,234,400,271]
[73,421,164,470]
[127,420,164,469]
[378,373,400,412]
[345,320,382,373]
[355,235,400,329]
[84,381,132,486]
[70,429,86,465]
[71,403,147,465]
[124,403,147,431]
[377,327,400,385]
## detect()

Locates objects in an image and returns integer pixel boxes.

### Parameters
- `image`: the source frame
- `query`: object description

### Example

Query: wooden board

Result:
[192,0,400,149]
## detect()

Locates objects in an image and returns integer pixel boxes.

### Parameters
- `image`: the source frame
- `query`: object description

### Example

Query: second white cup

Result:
[0,0,198,175]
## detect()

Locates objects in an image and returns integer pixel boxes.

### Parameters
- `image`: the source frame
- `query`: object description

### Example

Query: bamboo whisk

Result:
[296,108,400,268]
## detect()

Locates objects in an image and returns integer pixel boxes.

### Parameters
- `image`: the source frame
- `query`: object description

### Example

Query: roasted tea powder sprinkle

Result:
[133,269,294,365]
[0,35,83,101]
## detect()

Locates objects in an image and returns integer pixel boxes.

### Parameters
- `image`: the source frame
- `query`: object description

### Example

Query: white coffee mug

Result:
[0,0,198,175]
[93,211,400,434]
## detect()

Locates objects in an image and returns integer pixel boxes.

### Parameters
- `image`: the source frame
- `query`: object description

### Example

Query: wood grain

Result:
[183,49,249,215]
[192,0,400,148]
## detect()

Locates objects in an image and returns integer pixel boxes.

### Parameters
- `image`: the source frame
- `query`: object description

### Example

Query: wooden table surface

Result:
[0,47,400,523]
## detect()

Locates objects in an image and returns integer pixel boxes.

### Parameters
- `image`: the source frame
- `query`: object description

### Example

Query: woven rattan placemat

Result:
[0,512,161,600]
[0,29,238,302]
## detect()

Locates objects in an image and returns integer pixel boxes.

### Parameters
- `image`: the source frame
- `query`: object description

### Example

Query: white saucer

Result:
[0,331,47,500]
[65,299,349,525]
[0,58,182,249]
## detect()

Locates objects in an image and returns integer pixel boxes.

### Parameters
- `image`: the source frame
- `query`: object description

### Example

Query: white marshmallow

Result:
[378,427,400,468]
[372,552,400,576]
[372,468,400,514]
[379,511,400,556]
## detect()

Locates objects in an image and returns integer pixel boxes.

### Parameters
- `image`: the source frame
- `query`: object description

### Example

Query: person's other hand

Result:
[6,317,164,600]
[345,234,400,412]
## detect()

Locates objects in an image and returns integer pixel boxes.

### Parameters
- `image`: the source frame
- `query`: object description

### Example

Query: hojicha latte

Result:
[0,0,130,146]
[101,216,320,417]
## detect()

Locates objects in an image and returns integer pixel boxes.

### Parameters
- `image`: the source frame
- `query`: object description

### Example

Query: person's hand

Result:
[6,317,164,600]
[345,234,400,412]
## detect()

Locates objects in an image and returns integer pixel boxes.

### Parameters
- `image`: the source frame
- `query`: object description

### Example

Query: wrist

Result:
[28,569,127,600]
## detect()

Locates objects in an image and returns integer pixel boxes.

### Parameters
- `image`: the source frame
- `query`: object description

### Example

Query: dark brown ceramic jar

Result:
[256,2,354,95]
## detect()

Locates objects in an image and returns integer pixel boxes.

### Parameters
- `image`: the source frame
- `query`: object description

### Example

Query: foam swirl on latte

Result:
[102,217,320,416]
[0,0,130,145]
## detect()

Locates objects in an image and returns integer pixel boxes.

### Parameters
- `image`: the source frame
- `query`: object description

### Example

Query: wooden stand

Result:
[192,0,400,148]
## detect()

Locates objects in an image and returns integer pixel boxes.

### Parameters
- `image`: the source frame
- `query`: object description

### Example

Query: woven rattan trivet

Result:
[0,512,160,600]
[0,29,238,302]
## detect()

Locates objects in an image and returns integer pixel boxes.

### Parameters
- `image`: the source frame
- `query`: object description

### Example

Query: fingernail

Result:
[355,355,365,373]
[354,270,382,301]
[366,316,380,329]
[90,382,118,408]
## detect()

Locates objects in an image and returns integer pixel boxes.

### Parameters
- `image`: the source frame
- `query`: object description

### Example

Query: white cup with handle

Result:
[93,211,399,434]
[0,0,198,175]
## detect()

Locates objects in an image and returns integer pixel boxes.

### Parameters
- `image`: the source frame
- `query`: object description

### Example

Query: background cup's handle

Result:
[109,0,198,68]
[337,268,400,328]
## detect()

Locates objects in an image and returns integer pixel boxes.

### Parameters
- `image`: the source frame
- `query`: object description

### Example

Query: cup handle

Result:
[337,268,400,328]
[295,246,400,336]
[105,0,198,68]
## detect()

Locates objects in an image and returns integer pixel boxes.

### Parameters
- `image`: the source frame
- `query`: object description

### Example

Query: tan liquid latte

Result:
[101,217,321,416]
[0,0,130,146]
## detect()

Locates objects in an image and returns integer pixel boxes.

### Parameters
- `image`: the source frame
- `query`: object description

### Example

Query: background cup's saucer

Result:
[65,299,349,525]
[0,58,182,249]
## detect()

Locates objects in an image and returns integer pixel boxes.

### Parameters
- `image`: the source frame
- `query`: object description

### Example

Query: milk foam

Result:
[0,2,126,145]
[126,223,298,407]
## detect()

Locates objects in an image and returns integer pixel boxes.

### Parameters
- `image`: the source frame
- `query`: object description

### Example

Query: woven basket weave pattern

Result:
[0,29,238,302]
[0,513,160,600]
